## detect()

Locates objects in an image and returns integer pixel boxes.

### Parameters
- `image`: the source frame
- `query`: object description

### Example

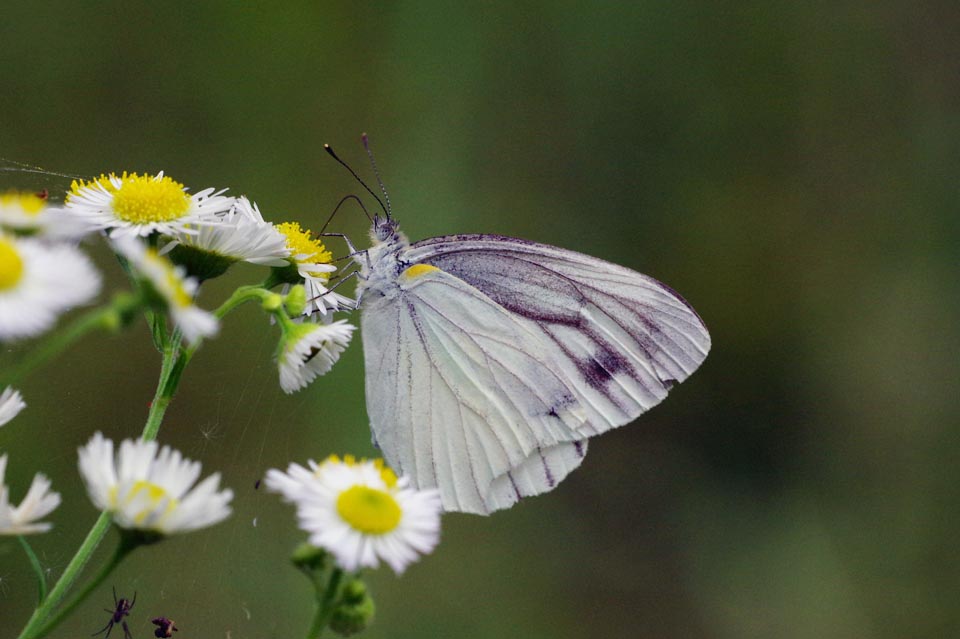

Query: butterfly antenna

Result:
[324,144,389,220]
[361,133,391,220]
[319,194,372,236]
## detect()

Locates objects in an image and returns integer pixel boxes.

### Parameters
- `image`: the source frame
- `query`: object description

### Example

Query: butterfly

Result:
[325,139,710,515]
[350,210,710,515]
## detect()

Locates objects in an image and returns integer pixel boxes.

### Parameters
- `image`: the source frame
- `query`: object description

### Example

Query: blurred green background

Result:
[2,2,959,638]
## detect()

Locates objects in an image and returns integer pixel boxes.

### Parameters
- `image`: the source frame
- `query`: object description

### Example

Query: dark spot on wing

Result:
[574,440,586,457]
[578,357,612,389]
[539,448,556,488]
[577,344,630,391]
[596,344,630,376]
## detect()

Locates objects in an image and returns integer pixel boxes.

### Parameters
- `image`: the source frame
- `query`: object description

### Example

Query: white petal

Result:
[0,387,26,427]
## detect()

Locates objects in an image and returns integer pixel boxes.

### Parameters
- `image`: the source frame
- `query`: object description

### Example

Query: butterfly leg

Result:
[320,232,360,256]
[325,269,359,293]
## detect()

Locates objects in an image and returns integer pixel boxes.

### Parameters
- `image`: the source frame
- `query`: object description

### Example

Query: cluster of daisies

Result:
[2,388,232,537]
[0,191,101,341]
[1,400,439,574]
[1,173,354,389]
[0,172,443,575]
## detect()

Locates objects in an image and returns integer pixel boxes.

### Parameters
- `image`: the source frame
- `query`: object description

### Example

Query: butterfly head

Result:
[371,215,401,244]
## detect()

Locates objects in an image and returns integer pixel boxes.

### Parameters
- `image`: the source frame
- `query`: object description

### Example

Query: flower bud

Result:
[291,543,327,571]
[340,579,367,604]
[284,285,307,316]
[329,579,375,637]
[261,292,283,312]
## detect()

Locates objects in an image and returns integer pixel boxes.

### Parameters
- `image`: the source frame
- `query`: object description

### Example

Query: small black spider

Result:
[92,587,136,639]
[151,616,178,638]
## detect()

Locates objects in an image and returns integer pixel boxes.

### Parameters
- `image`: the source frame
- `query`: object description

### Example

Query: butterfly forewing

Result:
[404,234,711,437]
[359,224,709,515]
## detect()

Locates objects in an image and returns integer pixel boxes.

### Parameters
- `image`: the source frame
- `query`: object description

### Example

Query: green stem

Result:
[306,567,344,639]
[17,536,47,604]
[16,512,113,639]
[148,309,167,353]
[27,529,137,639]
[16,324,183,639]
[141,330,182,441]
[179,285,276,365]
[14,283,270,639]
[216,285,277,319]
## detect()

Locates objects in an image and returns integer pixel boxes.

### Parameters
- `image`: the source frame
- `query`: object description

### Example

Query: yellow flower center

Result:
[275,221,333,267]
[336,485,402,535]
[1,191,46,216]
[0,237,24,291]
[110,173,190,224]
[112,480,179,526]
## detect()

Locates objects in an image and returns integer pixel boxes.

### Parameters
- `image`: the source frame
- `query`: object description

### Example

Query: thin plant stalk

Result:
[16,338,181,639]
[15,286,271,639]
[307,567,344,639]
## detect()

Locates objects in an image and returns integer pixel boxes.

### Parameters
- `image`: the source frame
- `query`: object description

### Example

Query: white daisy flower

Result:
[112,236,218,344]
[77,432,233,535]
[277,318,355,393]
[0,386,26,427]
[161,196,290,277]
[274,221,346,314]
[266,455,442,574]
[0,232,102,341]
[0,190,92,240]
[0,454,61,535]
[64,171,234,238]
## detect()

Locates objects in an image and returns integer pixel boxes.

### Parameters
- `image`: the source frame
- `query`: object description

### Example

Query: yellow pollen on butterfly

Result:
[0,237,24,290]
[401,264,439,280]
[336,485,402,535]
[1,191,46,216]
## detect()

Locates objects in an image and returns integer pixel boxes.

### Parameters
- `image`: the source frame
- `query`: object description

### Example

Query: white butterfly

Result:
[351,211,711,515]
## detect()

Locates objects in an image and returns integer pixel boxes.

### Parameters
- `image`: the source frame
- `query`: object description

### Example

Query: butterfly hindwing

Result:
[361,266,589,514]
